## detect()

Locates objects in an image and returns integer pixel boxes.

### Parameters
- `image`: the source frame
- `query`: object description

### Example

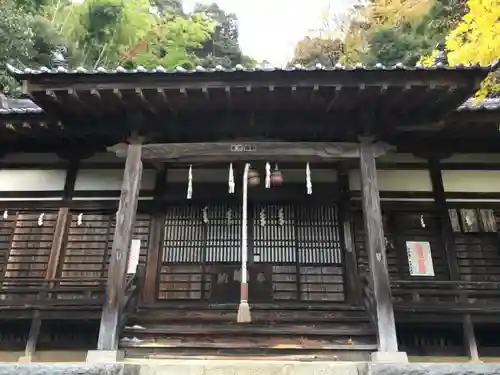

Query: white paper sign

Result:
[406,241,434,277]
[127,239,141,274]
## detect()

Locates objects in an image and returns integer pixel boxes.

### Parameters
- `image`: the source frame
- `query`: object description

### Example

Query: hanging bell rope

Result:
[306,162,312,195]
[187,164,193,200]
[265,162,271,188]
[228,163,235,194]
[237,162,251,323]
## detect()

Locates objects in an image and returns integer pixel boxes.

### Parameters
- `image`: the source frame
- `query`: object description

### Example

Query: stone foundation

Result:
[1,361,500,375]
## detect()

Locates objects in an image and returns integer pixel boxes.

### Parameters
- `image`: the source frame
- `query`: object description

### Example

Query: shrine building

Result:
[0,60,499,362]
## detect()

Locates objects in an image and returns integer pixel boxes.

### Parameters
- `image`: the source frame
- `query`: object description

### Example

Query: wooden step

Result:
[124,347,373,361]
[123,323,376,337]
[120,335,377,351]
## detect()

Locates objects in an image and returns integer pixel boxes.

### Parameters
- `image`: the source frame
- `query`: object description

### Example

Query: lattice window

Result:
[163,204,205,263]
[253,205,295,263]
[295,205,342,265]
[205,203,242,263]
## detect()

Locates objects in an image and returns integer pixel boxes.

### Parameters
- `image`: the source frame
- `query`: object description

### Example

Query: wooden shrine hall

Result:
[0,61,500,362]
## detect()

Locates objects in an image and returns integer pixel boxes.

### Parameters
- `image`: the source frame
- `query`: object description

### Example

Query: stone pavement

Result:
[2,361,500,375]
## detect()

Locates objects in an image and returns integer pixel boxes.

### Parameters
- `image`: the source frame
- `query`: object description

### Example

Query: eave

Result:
[8,63,497,127]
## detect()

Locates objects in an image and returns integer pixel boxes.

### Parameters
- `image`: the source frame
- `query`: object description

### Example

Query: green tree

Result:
[0,0,34,95]
[48,0,213,69]
[363,0,467,66]
[193,3,254,68]
[291,36,345,67]
[421,0,500,97]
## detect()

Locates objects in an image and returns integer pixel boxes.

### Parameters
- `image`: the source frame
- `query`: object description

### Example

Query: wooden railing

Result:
[391,279,500,312]
[0,278,108,307]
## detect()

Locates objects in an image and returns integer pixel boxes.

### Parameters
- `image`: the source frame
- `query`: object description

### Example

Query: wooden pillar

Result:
[46,158,78,280]
[338,164,362,304]
[463,314,480,361]
[428,157,459,279]
[143,168,167,305]
[428,157,479,360]
[359,138,398,353]
[22,311,41,362]
[97,142,143,351]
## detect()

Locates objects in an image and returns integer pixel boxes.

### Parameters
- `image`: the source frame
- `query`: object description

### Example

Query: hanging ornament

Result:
[278,207,285,226]
[77,213,83,226]
[38,213,45,227]
[187,164,193,200]
[202,206,209,224]
[226,208,233,225]
[2,210,7,219]
[248,168,260,187]
[271,163,283,186]
[420,215,426,228]
[228,163,235,194]
[306,163,312,195]
[265,162,271,188]
[259,208,267,227]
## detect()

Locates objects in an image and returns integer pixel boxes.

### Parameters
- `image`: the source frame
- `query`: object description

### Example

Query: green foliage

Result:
[194,3,254,68]
[1,0,251,96]
[291,37,344,68]
[0,0,34,95]
[421,0,500,98]
[362,0,467,66]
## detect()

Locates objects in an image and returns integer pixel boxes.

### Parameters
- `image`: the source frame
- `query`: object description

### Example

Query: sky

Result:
[183,0,350,66]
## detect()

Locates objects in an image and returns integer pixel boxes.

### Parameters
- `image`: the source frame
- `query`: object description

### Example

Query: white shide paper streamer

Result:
[187,164,193,199]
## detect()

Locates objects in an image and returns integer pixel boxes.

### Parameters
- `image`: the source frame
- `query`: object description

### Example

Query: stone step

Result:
[130,359,360,375]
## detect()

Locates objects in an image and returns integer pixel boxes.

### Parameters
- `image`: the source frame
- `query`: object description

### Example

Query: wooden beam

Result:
[24,311,41,361]
[108,141,393,163]
[142,168,167,304]
[97,141,143,351]
[359,137,399,353]
[463,314,480,362]
[338,164,362,304]
[428,157,460,280]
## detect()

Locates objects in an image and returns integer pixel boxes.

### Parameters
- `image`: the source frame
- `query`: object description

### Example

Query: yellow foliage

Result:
[362,0,435,28]
[420,0,500,97]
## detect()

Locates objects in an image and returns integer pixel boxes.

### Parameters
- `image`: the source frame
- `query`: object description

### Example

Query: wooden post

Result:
[428,157,460,279]
[463,314,480,361]
[428,158,479,360]
[46,158,78,280]
[143,168,167,305]
[338,164,362,304]
[97,142,143,351]
[23,311,41,362]
[359,138,398,353]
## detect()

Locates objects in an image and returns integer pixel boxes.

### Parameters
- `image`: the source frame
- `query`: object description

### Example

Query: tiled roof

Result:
[6,61,498,76]
[457,98,500,111]
[0,97,43,114]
